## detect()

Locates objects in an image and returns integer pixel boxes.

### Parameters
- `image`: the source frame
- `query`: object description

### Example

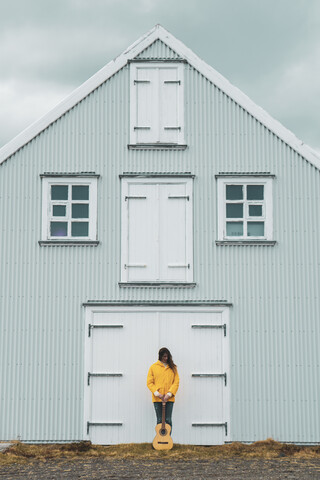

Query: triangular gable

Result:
[136,39,183,60]
[0,24,319,169]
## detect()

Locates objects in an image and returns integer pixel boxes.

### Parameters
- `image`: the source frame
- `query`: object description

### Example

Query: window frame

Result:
[41,176,98,243]
[120,176,193,284]
[129,62,185,147]
[217,176,273,242]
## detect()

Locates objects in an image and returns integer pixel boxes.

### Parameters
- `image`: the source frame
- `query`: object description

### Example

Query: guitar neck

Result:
[161,402,166,429]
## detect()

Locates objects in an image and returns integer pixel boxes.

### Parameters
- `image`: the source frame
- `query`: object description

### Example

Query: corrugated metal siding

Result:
[1,44,320,442]
[135,39,183,59]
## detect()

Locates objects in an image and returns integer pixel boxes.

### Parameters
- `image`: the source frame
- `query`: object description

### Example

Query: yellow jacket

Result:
[147,360,179,402]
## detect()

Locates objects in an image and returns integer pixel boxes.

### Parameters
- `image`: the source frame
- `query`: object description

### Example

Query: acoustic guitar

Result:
[152,401,173,450]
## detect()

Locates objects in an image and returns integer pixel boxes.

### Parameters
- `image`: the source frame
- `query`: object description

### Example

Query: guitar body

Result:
[153,422,173,450]
[152,401,173,450]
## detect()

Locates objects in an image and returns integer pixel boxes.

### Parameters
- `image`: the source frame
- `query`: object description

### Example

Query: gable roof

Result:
[0,24,319,169]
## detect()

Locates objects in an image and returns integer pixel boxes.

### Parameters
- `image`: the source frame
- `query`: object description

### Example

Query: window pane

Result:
[71,222,89,237]
[249,205,262,216]
[51,185,68,200]
[52,205,66,217]
[72,204,89,218]
[226,222,243,236]
[72,185,89,200]
[226,185,243,200]
[51,222,67,236]
[226,203,243,218]
[247,222,264,237]
[247,185,264,200]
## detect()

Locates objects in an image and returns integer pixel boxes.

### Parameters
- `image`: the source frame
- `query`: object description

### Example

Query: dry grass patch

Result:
[1,438,320,465]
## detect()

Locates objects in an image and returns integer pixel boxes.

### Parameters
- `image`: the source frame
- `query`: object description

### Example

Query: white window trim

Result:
[121,176,193,283]
[41,176,98,242]
[217,176,273,241]
[129,62,185,145]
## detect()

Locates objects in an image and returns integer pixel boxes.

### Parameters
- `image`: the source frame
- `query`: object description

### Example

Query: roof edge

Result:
[0,25,162,164]
[1,24,320,170]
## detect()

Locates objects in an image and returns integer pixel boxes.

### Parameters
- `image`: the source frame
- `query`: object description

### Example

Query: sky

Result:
[1,0,320,152]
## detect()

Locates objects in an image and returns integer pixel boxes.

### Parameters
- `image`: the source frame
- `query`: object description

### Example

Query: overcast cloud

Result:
[1,0,320,152]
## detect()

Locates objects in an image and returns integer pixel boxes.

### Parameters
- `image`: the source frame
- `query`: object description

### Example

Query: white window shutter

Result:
[126,183,158,281]
[159,183,191,281]
[130,63,184,145]
[134,68,158,144]
[159,67,182,144]
[121,178,193,282]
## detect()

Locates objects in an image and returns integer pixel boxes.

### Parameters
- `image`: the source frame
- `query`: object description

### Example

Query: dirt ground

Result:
[1,457,320,479]
[2,440,320,479]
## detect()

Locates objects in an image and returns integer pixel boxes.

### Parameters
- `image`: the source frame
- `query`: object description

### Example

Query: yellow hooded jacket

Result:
[147,360,180,402]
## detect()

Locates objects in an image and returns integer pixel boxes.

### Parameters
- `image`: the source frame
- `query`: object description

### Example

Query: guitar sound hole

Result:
[160,429,167,435]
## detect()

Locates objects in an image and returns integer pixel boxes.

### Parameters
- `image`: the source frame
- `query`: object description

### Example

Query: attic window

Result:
[217,176,273,243]
[129,62,185,146]
[41,176,98,244]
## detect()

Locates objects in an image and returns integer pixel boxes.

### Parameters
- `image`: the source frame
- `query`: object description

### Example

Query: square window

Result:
[226,222,243,236]
[52,205,66,217]
[50,222,68,237]
[226,185,243,200]
[217,177,273,241]
[72,185,89,200]
[226,203,243,218]
[249,204,262,217]
[247,222,264,237]
[51,185,68,200]
[71,222,89,237]
[42,177,97,242]
[247,184,264,200]
[72,204,89,218]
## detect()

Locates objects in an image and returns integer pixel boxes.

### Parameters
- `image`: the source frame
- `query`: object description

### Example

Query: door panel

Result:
[88,311,158,444]
[86,308,229,445]
[158,311,226,445]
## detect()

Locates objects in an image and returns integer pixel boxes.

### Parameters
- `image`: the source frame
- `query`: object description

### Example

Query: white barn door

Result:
[84,306,230,445]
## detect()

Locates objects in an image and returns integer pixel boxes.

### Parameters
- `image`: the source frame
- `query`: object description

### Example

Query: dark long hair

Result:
[158,347,177,373]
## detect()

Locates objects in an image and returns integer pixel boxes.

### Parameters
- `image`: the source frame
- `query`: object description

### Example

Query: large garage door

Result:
[84,306,230,445]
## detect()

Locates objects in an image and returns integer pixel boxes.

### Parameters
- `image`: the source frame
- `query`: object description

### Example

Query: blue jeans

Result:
[154,401,174,431]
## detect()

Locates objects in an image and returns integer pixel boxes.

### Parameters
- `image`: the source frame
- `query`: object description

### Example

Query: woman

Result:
[147,347,179,432]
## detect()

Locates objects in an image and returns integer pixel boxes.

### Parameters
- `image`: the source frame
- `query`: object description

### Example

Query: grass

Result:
[1,438,320,465]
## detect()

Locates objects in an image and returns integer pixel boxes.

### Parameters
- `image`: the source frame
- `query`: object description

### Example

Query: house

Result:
[1,25,320,445]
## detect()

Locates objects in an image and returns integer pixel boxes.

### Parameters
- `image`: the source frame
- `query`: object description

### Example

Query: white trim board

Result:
[0,24,320,170]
